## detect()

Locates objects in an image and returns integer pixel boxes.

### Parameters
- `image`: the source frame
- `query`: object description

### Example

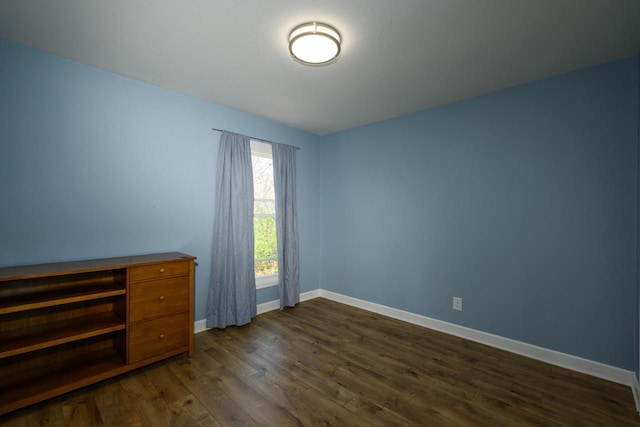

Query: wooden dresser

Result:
[0,252,196,415]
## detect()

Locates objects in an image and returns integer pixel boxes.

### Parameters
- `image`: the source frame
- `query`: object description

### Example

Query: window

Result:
[251,140,278,288]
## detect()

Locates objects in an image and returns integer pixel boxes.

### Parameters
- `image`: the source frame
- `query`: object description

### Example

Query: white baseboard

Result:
[632,374,640,414]
[194,319,208,334]
[257,299,280,315]
[193,289,321,334]
[317,290,636,389]
[300,289,322,302]
[193,287,638,410]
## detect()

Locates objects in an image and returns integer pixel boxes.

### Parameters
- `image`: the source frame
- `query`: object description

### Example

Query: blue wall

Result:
[320,58,639,370]
[0,39,321,321]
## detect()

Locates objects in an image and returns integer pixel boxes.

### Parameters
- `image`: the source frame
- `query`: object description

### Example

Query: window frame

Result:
[251,140,278,290]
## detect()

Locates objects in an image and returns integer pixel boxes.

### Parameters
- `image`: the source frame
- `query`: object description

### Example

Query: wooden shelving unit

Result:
[0,311,126,359]
[0,285,126,315]
[0,252,196,415]
[0,347,126,415]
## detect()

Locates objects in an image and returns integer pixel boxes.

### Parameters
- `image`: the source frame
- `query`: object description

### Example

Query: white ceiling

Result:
[1,1,639,135]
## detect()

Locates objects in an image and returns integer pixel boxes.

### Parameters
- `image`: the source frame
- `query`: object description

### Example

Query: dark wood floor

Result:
[2,297,639,426]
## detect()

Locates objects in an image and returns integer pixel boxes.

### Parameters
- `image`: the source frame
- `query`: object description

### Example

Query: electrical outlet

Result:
[453,297,462,311]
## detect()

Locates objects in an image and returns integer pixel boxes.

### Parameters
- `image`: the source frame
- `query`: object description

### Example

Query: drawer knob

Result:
[159,295,165,302]
[159,268,165,273]
[159,334,165,339]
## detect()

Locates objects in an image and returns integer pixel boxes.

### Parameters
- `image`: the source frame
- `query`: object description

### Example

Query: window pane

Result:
[255,216,277,258]
[255,259,278,277]
[254,216,277,276]
[254,199,275,215]
[252,144,277,278]
[252,156,274,200]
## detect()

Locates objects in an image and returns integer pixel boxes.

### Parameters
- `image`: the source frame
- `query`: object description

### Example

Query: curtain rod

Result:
[211,128,300,149]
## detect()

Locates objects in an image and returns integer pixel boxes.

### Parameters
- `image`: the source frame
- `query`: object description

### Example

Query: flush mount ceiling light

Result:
[288,22,341,66]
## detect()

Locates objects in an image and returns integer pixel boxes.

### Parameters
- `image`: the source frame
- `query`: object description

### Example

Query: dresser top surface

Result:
[0,252,196,281]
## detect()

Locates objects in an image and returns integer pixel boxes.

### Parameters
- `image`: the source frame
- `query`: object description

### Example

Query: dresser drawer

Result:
[129,261,189,282]
[129,276,189,322]
[129,312,189,363]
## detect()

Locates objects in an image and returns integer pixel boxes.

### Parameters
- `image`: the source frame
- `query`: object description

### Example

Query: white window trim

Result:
[256,273,278,289]
[252,139,278,290]
[250,140,273,158]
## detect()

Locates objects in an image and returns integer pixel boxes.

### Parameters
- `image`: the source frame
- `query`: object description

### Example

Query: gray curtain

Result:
[272,143,300,309]
[206,132,256,328]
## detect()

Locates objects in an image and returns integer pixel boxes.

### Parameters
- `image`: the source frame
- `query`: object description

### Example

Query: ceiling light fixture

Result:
[289,22,341,66]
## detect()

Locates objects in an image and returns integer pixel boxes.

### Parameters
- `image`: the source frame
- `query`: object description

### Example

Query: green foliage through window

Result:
[252,143,278,278]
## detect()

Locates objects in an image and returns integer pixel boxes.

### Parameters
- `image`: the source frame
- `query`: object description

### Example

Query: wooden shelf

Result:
[0,311,125,359]
[0,252,196,416]
[0,284,125,315]
[0,349,126,416]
